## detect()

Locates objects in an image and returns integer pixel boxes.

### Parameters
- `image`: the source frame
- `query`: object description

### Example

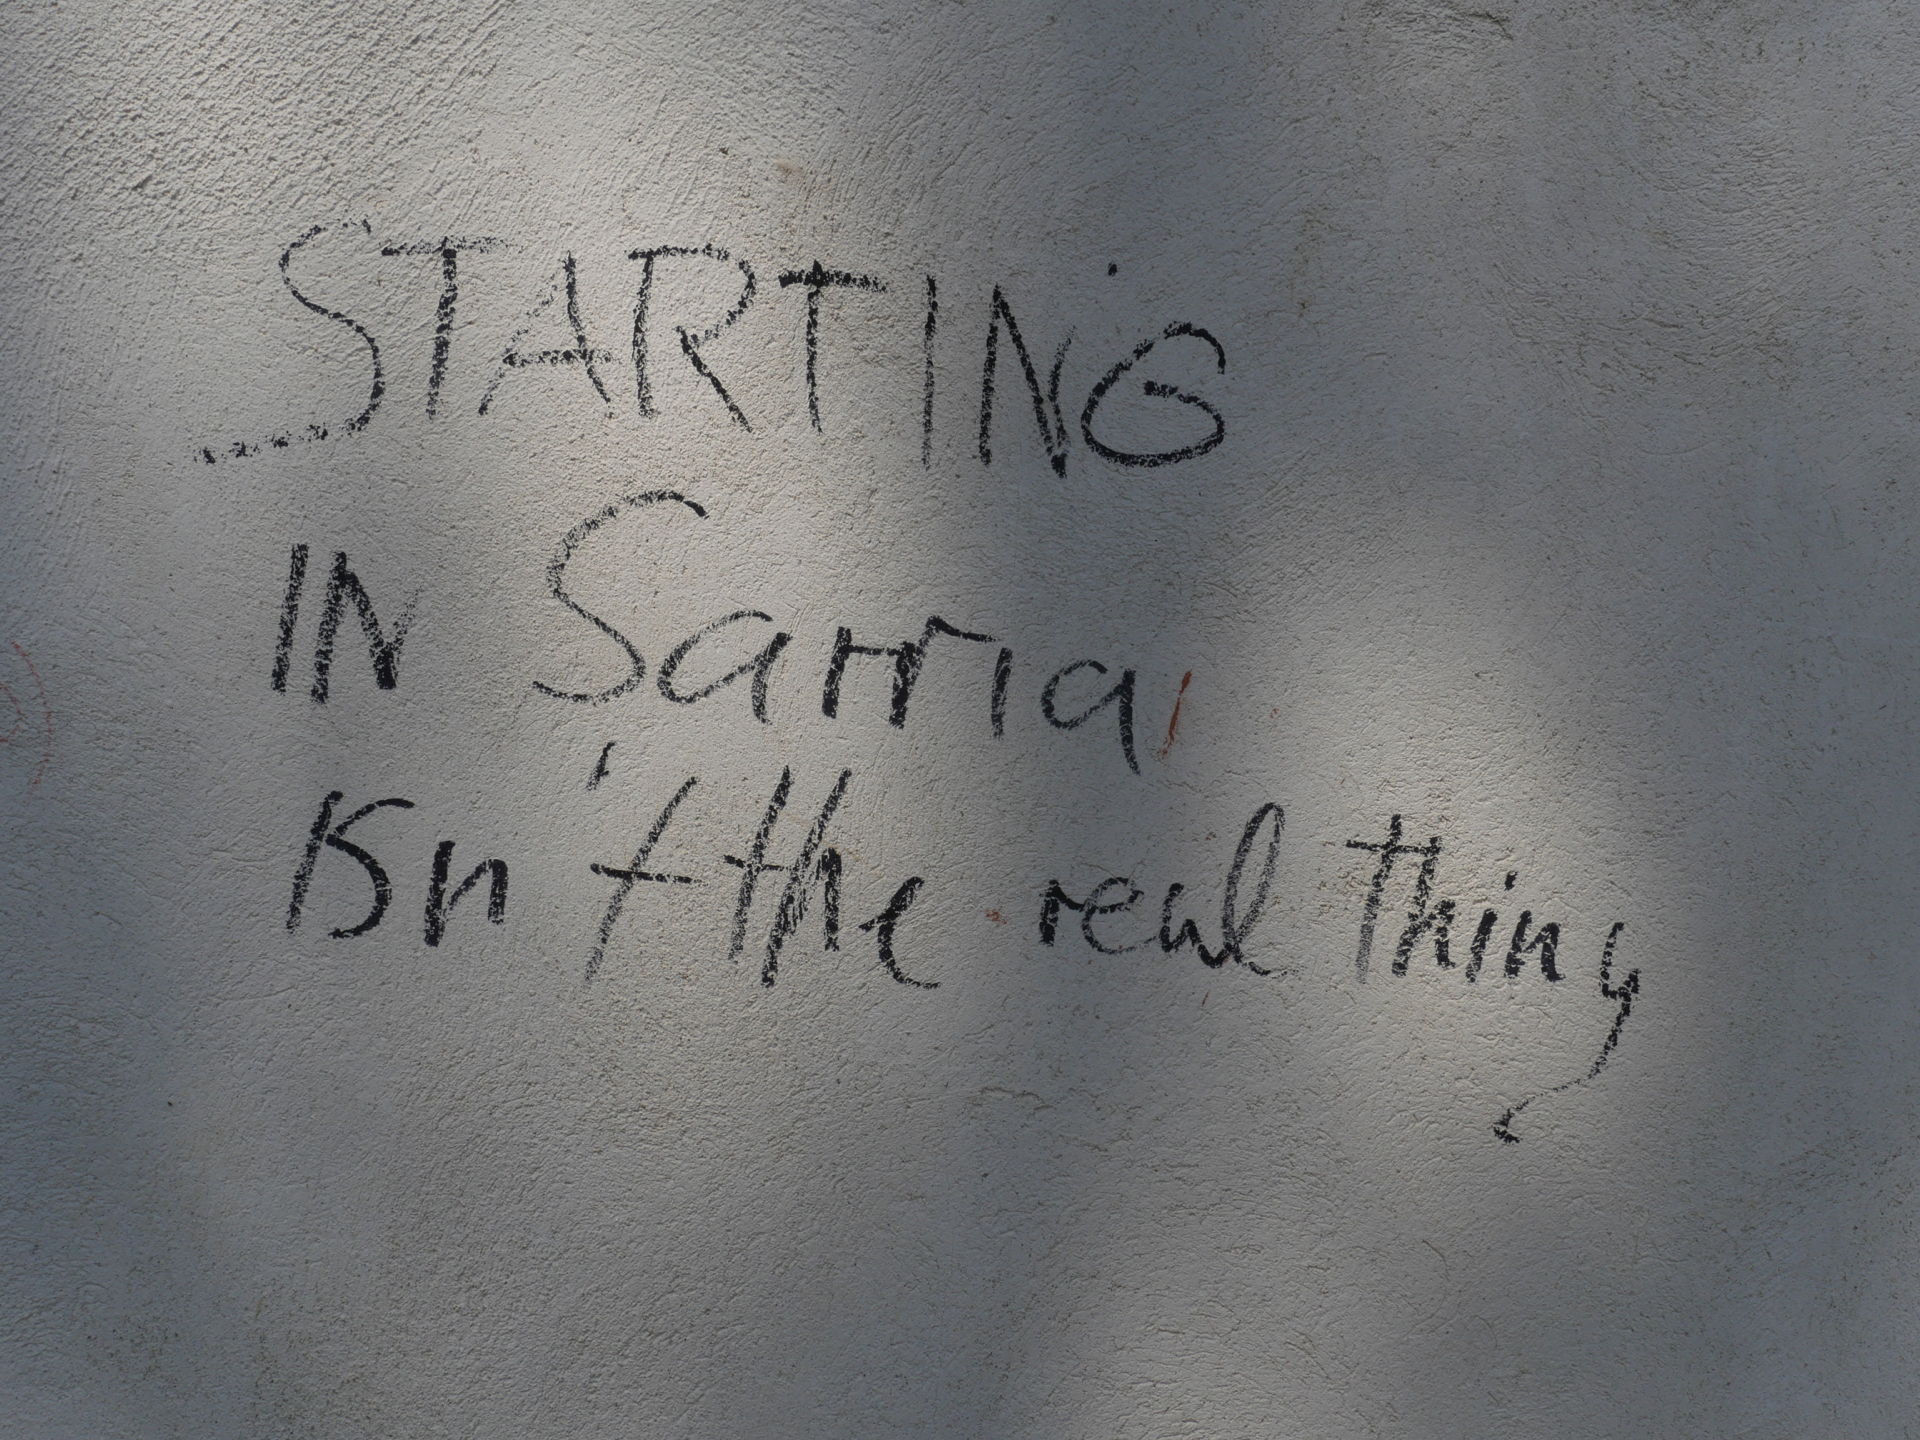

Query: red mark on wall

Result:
[985,909,1006,924]
[1,642,51,786]
[1157,670,1193,761]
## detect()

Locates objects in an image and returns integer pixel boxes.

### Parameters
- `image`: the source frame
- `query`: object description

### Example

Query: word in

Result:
[272,544,418,702]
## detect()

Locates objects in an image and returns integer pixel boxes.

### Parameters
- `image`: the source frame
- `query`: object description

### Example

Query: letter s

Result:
[535,490,708,703]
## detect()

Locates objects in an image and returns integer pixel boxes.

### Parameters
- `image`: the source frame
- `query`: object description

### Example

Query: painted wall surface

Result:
[5,1,1919,1434]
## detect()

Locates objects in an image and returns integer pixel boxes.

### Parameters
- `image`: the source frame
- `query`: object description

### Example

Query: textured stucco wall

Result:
[4,1,1919,1435]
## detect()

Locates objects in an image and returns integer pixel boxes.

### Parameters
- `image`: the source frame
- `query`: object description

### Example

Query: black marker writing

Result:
[1166,803,1285,974]
[822,626,902,721]
[281,222,384,438]
[309,552,417,703]
[630,244,755,429]
[1463,873,1515,981]
[892,617,999,728]
[271,543,309,692]
[1493,923,1639,1143]
[211,233,1233,466]
[1392,834,1453,973]
[1080,322,1227,467]
[777,261,885,432]
[727,767,796,963]
[761,767,853,986]
[860,876,934,988]
[1041,659,1139,774]
[819,616,1004,730]
[424,841,508,946]
[587,741,615,790]
[1080,876,1151,954]
[1345,815,1437,981]
[201,222,381,462]
[1503,910,1564,982]
[1042,803,1285,974]
[979,286,1071,476]
[991,648,1012,738]
[535,490,706,704]
[921,275,938,466]
[381,236,507,417]
[478,253,613,415]
[657,610,791,723]
[287,790,415,938]
[1463,908,1498,979]
[586,775,701,983]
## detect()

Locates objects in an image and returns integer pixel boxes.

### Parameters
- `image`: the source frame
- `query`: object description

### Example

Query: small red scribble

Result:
[985,909,1006,924]
[1156,670,1193,761]
[1,643,50,786]
[1201,991,1209,1007]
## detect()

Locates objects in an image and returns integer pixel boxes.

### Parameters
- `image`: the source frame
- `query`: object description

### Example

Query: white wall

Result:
[4,1,1917,1434]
